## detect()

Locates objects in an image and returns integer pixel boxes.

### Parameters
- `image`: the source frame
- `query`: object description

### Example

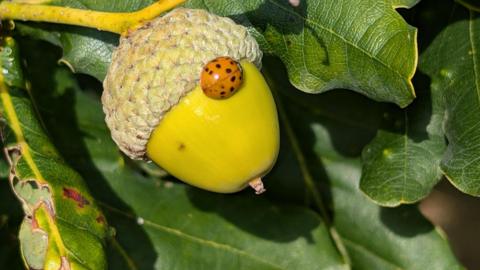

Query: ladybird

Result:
[200,56,243,99]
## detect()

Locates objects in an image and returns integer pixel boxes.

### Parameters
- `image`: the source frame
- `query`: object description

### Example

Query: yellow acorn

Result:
[101,8,280,193]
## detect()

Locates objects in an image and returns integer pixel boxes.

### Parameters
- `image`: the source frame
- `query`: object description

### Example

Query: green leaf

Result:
[0,37,109,270]
[421,4,480,196]
[109,180,346,270]
[353,0,480,205]
[332,163,463,270]
[262,58,463,269]
[359,31,447,206]
[21,38,348,270]
[18,0,417,106]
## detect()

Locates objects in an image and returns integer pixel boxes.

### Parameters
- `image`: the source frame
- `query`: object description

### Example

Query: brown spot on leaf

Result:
[96,215,106,224]
[63,187,90,208]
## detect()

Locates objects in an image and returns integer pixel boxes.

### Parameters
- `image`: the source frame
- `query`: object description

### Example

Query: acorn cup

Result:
[0,1,280,194]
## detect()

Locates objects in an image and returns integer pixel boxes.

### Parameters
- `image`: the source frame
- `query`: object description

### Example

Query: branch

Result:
[0,0,186,34]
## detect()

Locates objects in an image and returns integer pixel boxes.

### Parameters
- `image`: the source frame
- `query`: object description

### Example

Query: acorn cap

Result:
[102,8,262,159]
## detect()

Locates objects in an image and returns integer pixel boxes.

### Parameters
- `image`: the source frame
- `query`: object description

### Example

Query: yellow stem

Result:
[0,0,186,34]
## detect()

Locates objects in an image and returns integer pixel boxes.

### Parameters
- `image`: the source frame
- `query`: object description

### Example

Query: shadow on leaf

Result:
[379,205,433,237]
[186,187,318,244]
[230,0,307,35]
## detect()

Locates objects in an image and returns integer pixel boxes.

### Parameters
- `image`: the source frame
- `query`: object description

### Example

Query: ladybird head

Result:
[200,56,243,99]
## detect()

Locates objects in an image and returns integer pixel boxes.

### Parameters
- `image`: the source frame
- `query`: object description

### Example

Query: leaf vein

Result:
[141,219,285,270]
[469,11,480,112]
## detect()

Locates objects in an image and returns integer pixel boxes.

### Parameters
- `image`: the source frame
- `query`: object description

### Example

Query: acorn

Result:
[101,8,280,193]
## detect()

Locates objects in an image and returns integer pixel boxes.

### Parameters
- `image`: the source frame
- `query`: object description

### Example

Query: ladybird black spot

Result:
[230,61,234,65]
[226,68,232,73]
[205,67,209,72]
[230,76,236,82]
[209,71,213,75]
[230,87,235,92]
[239,76,243,80]
[212,59,218,62]
[220,91,226,95]
[221,85,225,89]
[216,64,221,69]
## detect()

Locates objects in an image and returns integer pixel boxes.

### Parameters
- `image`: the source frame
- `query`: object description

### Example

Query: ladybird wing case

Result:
[200,57,243,99]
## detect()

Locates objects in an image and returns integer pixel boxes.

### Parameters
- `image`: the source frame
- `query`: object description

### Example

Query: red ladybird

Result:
[200,56,243,99]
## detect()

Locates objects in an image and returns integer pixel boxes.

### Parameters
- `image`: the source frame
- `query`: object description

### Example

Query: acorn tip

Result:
[249,177,266,195]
